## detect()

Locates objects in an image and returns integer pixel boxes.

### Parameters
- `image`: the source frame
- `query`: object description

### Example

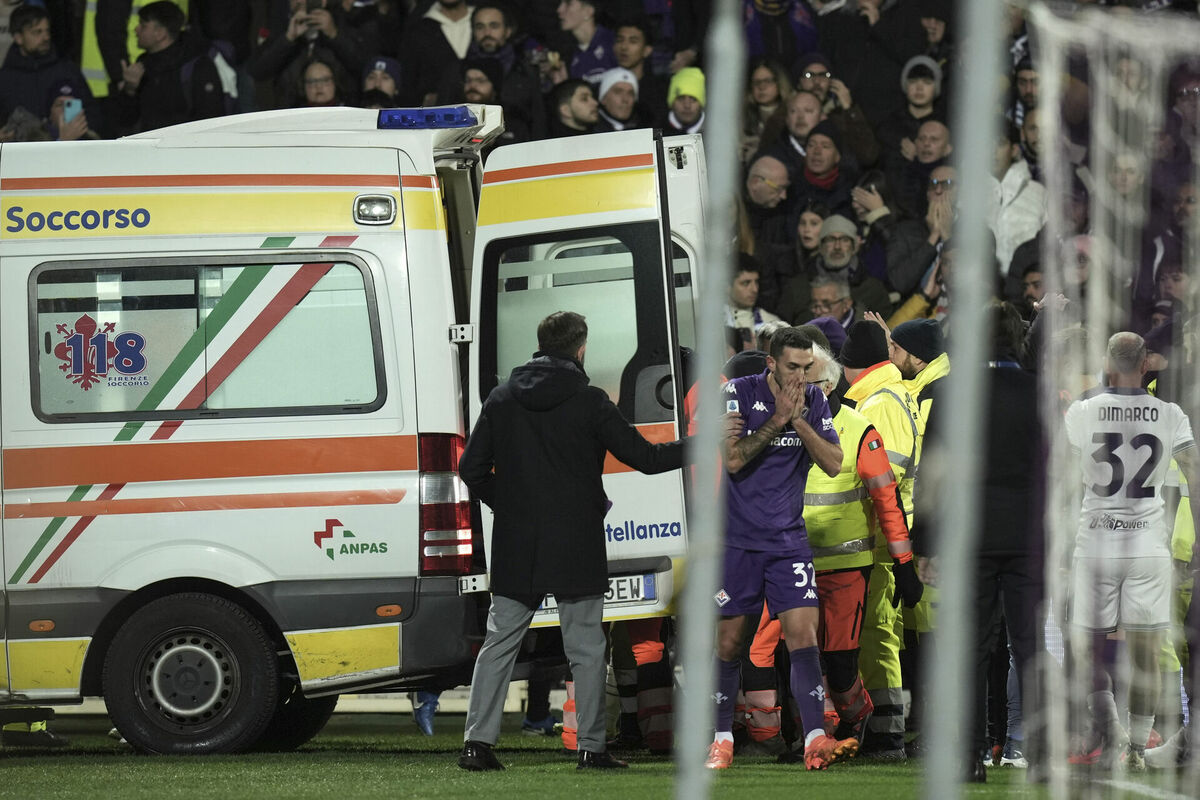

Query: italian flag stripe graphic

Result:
[10,235,350,585]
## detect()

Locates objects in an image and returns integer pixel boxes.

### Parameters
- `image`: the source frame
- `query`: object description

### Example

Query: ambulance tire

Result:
[102,592,280,754]
[251,682,338,751]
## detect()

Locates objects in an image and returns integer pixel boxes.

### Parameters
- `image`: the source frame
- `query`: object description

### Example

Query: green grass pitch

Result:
[0,712,1188,799]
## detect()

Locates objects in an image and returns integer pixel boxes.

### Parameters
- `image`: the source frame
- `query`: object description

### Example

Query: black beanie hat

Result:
[891,318,945,363]
[806,119,842,154]
[840,321,889,368]
[463,57,504,94]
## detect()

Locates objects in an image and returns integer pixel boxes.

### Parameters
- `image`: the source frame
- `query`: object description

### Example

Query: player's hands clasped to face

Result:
[773,376,807,424]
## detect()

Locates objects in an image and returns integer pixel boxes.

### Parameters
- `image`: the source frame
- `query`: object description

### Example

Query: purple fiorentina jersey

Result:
[570,26,617,85]
[723,372,838,553]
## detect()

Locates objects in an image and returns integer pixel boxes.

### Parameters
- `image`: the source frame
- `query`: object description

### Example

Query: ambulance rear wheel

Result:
[251,682,338,751]
[103,592,279,754]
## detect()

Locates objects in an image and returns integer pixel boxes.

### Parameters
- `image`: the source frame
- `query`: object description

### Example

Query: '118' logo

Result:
[54,314,146,390]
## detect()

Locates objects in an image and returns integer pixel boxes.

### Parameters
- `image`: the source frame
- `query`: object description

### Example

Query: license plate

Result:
[539,573,656,611]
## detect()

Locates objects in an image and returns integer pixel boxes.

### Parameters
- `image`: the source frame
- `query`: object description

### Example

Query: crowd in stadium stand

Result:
[4,0,1200,783]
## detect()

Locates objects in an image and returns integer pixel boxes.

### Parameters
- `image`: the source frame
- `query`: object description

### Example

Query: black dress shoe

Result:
[458,740,504,771]
[577,749,629,770]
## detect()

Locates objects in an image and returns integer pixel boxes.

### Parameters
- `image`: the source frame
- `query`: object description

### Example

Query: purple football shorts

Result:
[715,546,819,618]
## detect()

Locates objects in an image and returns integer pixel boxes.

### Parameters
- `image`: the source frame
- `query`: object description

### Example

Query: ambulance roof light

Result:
[377,106,478,130]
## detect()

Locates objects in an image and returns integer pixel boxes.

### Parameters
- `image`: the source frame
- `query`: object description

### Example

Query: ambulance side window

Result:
[31,259,383,421]
[671,240,696,353]
[480,222,674,423]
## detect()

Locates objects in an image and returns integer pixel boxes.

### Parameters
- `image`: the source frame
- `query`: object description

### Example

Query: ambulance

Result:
[0,106,704,754]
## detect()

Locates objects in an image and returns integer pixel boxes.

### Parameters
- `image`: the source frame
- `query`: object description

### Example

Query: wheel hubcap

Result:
[143,634,235,724]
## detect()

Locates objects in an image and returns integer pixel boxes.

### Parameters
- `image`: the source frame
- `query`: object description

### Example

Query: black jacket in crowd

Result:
[459,352,684,599]
[814,2,926,129]
[0,44,95,122]
[250,8,365,109]
[116,36,225,134]
[920,359,1044,559]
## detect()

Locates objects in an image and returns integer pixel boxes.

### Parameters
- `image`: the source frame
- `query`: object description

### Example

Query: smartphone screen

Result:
[63,98,82,124]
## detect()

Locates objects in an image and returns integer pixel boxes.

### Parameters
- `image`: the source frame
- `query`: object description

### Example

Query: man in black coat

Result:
[457,311,684,772]
[915,302,1045,781]
[115,1,225,134]
[0,4,96,124]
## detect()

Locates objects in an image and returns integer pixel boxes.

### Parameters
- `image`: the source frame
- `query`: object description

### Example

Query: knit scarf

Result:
[804,165,839,190]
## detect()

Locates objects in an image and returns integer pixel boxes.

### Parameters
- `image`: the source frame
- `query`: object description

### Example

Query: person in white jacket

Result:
[989,119,1046,278]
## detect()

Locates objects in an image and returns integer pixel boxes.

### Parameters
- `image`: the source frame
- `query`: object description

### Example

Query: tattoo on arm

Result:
[725,416,785,472]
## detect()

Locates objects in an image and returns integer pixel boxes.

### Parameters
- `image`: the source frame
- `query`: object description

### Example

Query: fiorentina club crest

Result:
[53,314,147,390]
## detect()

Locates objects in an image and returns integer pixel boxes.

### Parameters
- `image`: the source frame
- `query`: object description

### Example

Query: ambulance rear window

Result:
[480,221,683,425]
[30,258,385,421]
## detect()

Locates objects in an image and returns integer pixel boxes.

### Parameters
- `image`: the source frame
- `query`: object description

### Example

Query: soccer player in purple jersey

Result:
[706,327,859,771]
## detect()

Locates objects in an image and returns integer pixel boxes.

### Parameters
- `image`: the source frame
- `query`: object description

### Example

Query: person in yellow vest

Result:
[800,342,923,757]
[840,319,920,760]
[888,316,949,743]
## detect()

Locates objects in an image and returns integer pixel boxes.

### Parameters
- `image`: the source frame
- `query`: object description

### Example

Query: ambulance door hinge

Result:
[458,573,489,594]
[449,323,475,343]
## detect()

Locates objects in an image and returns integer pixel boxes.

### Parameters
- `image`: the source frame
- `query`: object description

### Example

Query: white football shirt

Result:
[1065,387,1195,557]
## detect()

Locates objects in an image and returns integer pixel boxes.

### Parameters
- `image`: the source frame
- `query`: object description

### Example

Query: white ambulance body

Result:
[0,106,703,754]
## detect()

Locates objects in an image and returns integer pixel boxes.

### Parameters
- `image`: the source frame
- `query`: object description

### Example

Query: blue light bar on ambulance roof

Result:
[377,106,478,129]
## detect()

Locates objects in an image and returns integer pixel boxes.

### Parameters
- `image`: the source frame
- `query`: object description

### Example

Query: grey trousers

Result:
[463,592,607,751]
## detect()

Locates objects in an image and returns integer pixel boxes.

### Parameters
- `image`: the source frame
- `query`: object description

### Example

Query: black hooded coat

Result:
[459,353,684,599]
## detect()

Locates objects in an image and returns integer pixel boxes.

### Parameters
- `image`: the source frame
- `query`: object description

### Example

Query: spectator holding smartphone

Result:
[251,0,365,109]
[48,84,98,141]
[0,4,97,129]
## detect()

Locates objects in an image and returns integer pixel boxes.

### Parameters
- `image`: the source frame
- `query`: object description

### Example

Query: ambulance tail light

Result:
[419,433,472,575]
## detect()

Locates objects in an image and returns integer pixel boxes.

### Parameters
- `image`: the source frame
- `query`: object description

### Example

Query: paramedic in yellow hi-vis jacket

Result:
[897,320,950,643]
[839,320,922,760]
[803,345,923,752]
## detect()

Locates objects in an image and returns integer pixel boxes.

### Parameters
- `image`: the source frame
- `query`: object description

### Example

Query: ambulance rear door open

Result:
[468,130,698,624]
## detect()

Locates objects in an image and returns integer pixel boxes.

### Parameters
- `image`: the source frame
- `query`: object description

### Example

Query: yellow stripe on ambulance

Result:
[284,623,401,690]
[1,192,405,239]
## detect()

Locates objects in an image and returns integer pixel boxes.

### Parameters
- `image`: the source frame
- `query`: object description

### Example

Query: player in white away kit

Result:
[1065,332,1200,770]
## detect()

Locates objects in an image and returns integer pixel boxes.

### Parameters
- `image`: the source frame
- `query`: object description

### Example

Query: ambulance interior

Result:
[487,232,696,423]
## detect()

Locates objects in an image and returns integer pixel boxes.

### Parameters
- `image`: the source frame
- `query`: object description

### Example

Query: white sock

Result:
[1128,714,1154,749]
[715,732,733,744]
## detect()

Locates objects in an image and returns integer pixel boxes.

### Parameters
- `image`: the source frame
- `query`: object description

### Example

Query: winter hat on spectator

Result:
[463,58,504,93]
[46,79,84,108]
[362,57,403,88]
[598,67,639,102]
[918,0,953,23]
[819,214,857,242]
[803,316,847,356]
[796,323,832,354]
[1153,298,1178,320]
[840,321,889,368]
[668,67,706,107]
[901,55,943,97]
[805,120,841,154]
[891,318,945,363]
[794,51,832,78]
